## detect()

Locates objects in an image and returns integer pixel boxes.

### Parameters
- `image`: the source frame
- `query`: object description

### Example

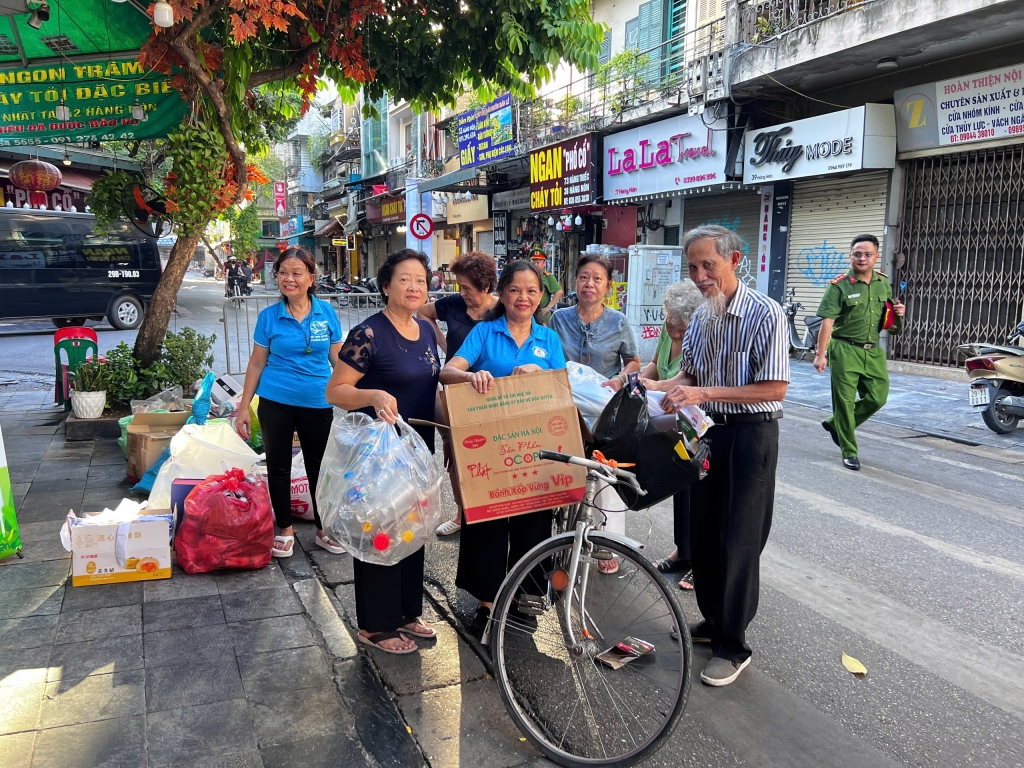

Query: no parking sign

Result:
[409,213,434,240]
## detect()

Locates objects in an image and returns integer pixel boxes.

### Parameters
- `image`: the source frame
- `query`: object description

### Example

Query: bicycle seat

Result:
[804,316,822,328]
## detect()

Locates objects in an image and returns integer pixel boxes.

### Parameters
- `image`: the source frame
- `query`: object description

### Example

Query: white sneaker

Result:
[436,519,461,536]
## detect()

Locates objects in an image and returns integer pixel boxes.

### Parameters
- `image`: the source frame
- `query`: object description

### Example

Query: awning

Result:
[313,219,342,238]
[602,181,752,204]
[418,167,478,193]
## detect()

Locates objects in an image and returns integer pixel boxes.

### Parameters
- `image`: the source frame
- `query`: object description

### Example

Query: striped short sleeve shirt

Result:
[680,281,790,414]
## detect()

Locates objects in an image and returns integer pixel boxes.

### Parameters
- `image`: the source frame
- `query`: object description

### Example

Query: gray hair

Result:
[682,225,745,260]
[662,279,703,326]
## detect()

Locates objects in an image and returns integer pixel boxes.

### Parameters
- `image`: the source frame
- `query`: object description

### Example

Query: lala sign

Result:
[606,130,714,175]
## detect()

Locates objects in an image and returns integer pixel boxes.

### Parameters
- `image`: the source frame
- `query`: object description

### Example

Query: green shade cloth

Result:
[0,423,22,561]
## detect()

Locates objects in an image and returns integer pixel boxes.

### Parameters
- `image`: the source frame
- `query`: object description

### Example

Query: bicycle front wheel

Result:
[491,533,691,767]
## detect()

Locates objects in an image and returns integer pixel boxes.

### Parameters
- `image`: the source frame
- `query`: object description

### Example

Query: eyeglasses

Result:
[851,251,876,260]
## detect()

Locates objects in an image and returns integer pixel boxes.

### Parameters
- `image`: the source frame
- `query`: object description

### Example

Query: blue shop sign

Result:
[457,93,515,168]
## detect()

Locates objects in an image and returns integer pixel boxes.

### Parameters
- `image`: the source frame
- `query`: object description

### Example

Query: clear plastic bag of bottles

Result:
[316,411,444,566]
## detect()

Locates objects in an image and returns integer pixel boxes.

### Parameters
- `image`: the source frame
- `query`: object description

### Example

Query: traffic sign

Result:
[410,213,434,240]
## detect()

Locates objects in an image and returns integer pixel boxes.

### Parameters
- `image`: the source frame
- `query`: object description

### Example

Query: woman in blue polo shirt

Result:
[439,260,566,636]
[235,248,344,559]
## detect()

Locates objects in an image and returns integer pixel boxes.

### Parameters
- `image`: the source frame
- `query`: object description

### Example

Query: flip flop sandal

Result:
[315,534,345,555]
[435,519,461,536]
[271,535,294,558]
[358,630,417,655]
[598,556,619,575]
[678,570,694,591]
[401,620,436,639]
[653,557,687,574]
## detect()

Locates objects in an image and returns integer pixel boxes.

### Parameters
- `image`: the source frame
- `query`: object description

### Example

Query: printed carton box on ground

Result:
[69,513,172,587]
[441,369,587,524]
[126,409,191,481]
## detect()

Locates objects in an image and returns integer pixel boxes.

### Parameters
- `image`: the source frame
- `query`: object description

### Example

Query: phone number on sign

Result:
[682,172,717,184]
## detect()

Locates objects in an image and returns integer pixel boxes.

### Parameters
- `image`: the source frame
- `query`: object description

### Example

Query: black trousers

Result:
[690,420,778,663]
[352,547,425,633]
[257,396,332,530]
[673,489,691,562]
[455,509,553,604]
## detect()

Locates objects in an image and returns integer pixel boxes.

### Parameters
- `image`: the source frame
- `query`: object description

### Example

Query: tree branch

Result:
[247,44,319,90]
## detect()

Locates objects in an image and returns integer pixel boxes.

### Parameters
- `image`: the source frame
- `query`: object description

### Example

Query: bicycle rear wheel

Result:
[490,533,691,767]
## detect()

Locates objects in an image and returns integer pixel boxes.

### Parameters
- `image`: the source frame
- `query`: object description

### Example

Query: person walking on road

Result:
[647,225,789,687]
[814,234,905,471]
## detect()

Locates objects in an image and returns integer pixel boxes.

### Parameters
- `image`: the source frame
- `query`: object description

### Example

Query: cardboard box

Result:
[69,513,173,586]
[126,409,191,482]
[442,369,587,524]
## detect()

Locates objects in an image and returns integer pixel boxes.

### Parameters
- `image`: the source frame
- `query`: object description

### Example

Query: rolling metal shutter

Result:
[682,191,761,290]
[785,172,889,315]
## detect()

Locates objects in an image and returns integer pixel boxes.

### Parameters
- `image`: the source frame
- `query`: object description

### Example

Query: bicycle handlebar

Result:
[538,450,646,496]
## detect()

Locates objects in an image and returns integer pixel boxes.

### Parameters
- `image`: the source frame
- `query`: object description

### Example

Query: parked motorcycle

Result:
[782,287,822,360]
[958,320,1024,434]
[316,275,350,307]
[349,277,381,308]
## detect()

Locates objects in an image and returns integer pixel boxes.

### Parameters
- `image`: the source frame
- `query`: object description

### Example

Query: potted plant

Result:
[70,361,109,419]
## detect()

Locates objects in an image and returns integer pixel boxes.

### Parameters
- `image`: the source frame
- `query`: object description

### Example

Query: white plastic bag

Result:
[316,412,443,566]
[290,450,315,522]
[645,392,713,437]
[148,422,263,509]
[567,362,614,430]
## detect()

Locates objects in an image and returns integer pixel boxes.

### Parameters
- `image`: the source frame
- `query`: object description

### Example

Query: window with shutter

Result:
[667,0,687,73]
[625,17,640,49]
[599,30,612,65]
[635,0,665,87]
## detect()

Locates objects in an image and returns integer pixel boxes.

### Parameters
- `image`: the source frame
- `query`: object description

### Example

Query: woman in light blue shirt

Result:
[440,260,565,636]
[235,248,343,560]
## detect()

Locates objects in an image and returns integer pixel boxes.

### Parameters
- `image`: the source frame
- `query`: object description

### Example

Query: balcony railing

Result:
[738,0,877,43]
[441,17,727,158]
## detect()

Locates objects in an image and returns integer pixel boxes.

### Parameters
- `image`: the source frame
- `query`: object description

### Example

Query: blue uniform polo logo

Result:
[310,320,330,342]
[532,346,547,358]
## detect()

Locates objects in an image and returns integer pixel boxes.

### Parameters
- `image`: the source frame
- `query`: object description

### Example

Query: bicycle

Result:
[484,449,692,767]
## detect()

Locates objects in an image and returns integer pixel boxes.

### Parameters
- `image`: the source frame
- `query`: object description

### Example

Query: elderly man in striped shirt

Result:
[647,225,790,687]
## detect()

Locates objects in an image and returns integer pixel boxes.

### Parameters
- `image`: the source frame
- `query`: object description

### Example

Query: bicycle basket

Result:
[615,432,710,511]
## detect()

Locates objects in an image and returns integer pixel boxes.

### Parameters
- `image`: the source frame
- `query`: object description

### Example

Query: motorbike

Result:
[958,320,1024,434]
[316,275,350,307]
[349,277,381,308]
[782,287,822,360]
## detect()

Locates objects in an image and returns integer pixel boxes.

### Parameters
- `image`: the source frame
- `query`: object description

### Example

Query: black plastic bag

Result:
[592,376,654,464]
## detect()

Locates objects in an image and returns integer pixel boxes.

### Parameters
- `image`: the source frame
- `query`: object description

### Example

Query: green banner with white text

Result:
[0,423,21,561]
[0,57,186,147]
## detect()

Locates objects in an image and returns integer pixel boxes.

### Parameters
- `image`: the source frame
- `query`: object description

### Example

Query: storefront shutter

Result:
[682,191,762,290]
[785,172,889,316]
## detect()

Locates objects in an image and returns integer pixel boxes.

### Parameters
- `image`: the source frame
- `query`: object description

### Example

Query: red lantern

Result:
[8,159,62,208]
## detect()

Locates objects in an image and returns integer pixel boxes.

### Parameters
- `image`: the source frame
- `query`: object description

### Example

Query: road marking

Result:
[922,454,1024,483]
[777,481,1024,579]
[807,462,1024,528]
[203,306,224,314]
[783,413,931,452]
[762,544,1024,720]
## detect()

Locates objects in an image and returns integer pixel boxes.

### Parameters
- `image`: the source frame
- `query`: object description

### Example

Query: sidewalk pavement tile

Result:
[86,464,128,481]
[39,669,146,728]
[0,733,34,768]
[55,605,141,644]
[8,425,60,436]
[146,659,245,712]
[215,563,288,594]
[142,595,225,633]
[399,678,542,768]
[0,666,45,735]
[293,578,357,660]
[144,624,235,669]
[259,732,372,768]
[61,582,143,613]
[221,586,302,623]
[32,715,145,768]
[0,615,59,650]
[0,645,51,679]
[37,458,92,474]
[159,754,265,768]
[16,521,64,543]
[85,476,134,495]
[365,603,486,696]
[146,698,257,767]
[11,482,30,506]
[143,569,220,602]
[247,681,356,748]
[48,634,144,681]
[16,492,83,524]
[308,548,354,586]
[0,585,64,619]
[28,470,89,495]
[228,615,316,655]
[6,461,39,483]
[237,645,331,697]
[88,450,128,468]
[0,560,69,590]
[0,536,69,568]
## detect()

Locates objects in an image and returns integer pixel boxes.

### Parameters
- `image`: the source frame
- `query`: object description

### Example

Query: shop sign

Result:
[602,114,727,200]
[492,210,508,257]
[492,187,531,211]
[280,216,303,238]
[457,93,515,168]
[446,194,489,224]
[273,181,287,217]
[0,58,187,146]
[0,181,85,211]
[743,105,896,184]
[894,62,1024,151]
[367,194,405,224]
[530,134,595,211]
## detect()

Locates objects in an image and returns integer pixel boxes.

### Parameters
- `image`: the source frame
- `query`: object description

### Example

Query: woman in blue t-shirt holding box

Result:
[235,248,345,559]
[439,260,566,636]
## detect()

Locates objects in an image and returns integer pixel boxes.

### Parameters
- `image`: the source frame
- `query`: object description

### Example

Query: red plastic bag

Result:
[174,468,274,574]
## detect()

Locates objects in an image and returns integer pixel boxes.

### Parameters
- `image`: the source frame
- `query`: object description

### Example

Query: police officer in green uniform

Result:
[814,234,905,470]
[530,251,563,325]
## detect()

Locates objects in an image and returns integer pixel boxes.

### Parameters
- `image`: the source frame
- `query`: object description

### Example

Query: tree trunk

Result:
[133,234,201,367]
